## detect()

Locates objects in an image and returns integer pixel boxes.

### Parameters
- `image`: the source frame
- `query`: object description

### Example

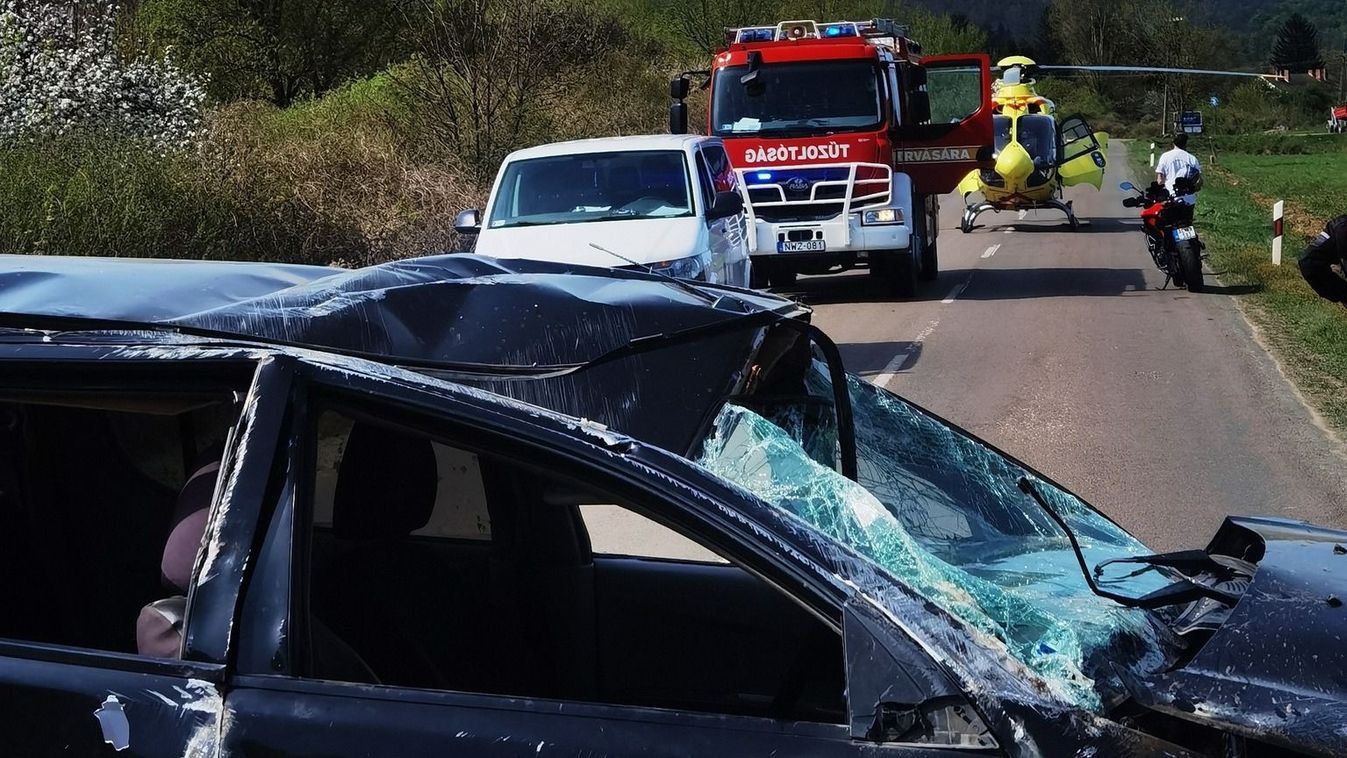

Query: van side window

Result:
[693,152,717,207]
[702,145,737,193]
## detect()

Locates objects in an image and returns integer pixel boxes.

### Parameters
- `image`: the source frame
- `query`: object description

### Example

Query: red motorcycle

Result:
[1121,180,1204,292]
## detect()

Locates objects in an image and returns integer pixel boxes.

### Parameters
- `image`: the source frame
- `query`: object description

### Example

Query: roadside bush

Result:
[0,73,486,265]
[0,138,339,261]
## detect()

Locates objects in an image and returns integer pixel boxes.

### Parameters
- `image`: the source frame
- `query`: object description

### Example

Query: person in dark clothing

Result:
[1299,215,1347,307]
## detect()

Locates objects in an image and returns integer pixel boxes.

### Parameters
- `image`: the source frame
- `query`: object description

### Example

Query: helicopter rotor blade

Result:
[1035,64,1286,83]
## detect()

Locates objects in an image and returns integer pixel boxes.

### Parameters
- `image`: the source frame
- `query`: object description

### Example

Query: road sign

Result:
[1179,110,1203,134]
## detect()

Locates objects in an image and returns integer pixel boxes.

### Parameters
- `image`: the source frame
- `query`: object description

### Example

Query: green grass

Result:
[1127,137,1347,437]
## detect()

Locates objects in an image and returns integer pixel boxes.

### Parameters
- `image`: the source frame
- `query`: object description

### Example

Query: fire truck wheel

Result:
[749,263,769,289]
[872,252,917,298]
[919,240,939,281]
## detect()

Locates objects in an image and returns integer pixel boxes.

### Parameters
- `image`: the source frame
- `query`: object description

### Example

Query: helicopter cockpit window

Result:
[1016,115,1056,167]
[993,116,1011,154]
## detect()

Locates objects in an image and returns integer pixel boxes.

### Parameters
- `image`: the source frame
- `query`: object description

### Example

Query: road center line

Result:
[981,244,1001,259]
[869,317,940,389]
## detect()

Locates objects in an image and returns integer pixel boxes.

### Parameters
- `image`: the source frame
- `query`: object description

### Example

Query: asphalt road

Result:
[791,141,1347,550]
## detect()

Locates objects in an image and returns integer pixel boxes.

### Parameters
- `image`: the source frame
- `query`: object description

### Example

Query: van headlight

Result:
[650,254,706,280]
[862,208,903,225]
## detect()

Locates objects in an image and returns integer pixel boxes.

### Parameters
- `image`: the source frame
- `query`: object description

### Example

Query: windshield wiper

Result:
[1016,477,1239,610]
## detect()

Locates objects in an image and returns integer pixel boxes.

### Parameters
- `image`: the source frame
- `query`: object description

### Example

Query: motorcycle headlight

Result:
[650,254,706,280]
[862,208,902,225]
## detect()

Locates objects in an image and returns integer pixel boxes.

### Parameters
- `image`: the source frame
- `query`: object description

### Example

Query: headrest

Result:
[161,444,224,592]
[333,423,438,539]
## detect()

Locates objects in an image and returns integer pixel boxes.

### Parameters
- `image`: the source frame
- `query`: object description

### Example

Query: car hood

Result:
[474,217,706,266]
[1126,516,1347,756]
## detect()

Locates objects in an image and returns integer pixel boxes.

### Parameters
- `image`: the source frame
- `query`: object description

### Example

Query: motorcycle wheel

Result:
[1177,239,1204,293]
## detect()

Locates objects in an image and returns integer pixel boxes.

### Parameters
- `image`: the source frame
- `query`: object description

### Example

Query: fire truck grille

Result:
[752,204,844,223]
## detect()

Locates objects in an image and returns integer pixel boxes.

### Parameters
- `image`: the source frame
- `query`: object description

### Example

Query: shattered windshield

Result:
[488,151,694,229]
[697,367,1173,711]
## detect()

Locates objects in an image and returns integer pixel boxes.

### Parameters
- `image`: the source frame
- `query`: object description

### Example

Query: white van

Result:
[455,135,753,287]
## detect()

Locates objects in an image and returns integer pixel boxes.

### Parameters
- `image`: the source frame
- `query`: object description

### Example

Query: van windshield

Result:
[488,151,695,229]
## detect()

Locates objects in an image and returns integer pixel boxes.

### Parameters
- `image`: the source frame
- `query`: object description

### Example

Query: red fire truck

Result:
[1330,105,1347,134]
[671,18,994,296]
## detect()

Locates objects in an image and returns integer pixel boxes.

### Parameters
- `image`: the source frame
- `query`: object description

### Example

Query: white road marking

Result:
[981,244,1001,259]
[1003,227,1014,234]
[870,318,941,389]
[1017,209,1027,220]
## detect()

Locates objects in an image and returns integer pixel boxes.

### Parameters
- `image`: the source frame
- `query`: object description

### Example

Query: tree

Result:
[1270,13,1324,73]
[138,0,406,105]
[655,0,780,55]
[393,0,626,183]
[0,0,205,150]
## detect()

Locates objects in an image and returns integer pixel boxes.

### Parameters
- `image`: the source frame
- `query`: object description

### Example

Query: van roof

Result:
[505,134,715,162]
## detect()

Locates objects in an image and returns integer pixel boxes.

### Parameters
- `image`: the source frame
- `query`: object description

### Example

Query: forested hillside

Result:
[0,0,1341,267]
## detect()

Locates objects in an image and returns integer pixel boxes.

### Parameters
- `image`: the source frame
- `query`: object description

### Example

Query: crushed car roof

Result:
[0,254,806,454]
[0,254,804,370]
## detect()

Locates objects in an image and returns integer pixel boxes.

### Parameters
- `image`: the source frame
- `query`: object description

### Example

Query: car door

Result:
[700,143,752,286]
[894,54,995,196]
[0,352,292,756]
[220,363,971,756]
[1057,114,1109,189]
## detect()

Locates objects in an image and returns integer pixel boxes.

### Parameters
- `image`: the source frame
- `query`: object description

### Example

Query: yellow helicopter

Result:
[956,56,1108,232]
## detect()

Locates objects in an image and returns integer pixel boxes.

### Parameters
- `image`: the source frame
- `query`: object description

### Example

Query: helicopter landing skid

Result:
[960,199,1079,233]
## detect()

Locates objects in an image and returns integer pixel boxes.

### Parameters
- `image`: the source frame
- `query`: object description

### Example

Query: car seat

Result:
[314,422,452,689]
[135,448,221,658]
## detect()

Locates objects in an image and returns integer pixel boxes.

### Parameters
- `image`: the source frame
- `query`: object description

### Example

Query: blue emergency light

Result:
[754,171,774,182]
[822,23,857,37]
[736,27,775,43]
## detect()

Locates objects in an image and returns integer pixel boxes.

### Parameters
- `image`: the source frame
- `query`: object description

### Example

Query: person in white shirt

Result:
[1155,132,1202,205]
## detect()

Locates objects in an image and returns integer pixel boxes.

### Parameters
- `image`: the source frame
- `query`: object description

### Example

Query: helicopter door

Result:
[1057,114,1109,189]
[894,54,994,195]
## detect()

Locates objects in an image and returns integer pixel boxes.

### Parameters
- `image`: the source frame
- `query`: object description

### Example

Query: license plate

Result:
[778,240,826,253]
[1173,226,1197,241]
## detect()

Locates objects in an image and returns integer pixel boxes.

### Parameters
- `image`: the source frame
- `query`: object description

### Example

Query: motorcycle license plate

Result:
[1173,226,1197,241]
[778,240,826,253]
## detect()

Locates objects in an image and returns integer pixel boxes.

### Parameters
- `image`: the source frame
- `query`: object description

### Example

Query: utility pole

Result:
[1339,32,1345,102]
[1162,83,1169,135]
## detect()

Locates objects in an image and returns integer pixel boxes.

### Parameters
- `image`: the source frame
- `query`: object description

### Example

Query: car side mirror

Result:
[844,599,929,741]
[707,191,743,220]
[670,76,690,101]
[1119,181,1135,191]
[842,598,995,746]
[454,208,482,235]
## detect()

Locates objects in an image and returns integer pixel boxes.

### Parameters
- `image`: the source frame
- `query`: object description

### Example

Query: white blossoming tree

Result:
[0,0,206,150]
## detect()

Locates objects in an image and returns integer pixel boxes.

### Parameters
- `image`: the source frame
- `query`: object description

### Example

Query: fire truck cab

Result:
[671,19,993,296]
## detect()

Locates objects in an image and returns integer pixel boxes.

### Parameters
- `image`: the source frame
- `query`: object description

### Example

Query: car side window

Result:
[0,376,247,658]
[300,405,845,724]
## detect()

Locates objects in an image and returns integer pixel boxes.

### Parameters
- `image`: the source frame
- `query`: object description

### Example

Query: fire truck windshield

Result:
[712,60,883,137]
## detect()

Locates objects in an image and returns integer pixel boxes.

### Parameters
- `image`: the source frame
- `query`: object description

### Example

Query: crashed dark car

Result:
[0,253,1342,757]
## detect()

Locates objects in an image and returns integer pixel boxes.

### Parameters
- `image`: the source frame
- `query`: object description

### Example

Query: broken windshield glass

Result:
[697,368,1175,712]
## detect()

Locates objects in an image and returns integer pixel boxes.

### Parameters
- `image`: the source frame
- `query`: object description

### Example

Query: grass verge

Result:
[1125,138,1347,438]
